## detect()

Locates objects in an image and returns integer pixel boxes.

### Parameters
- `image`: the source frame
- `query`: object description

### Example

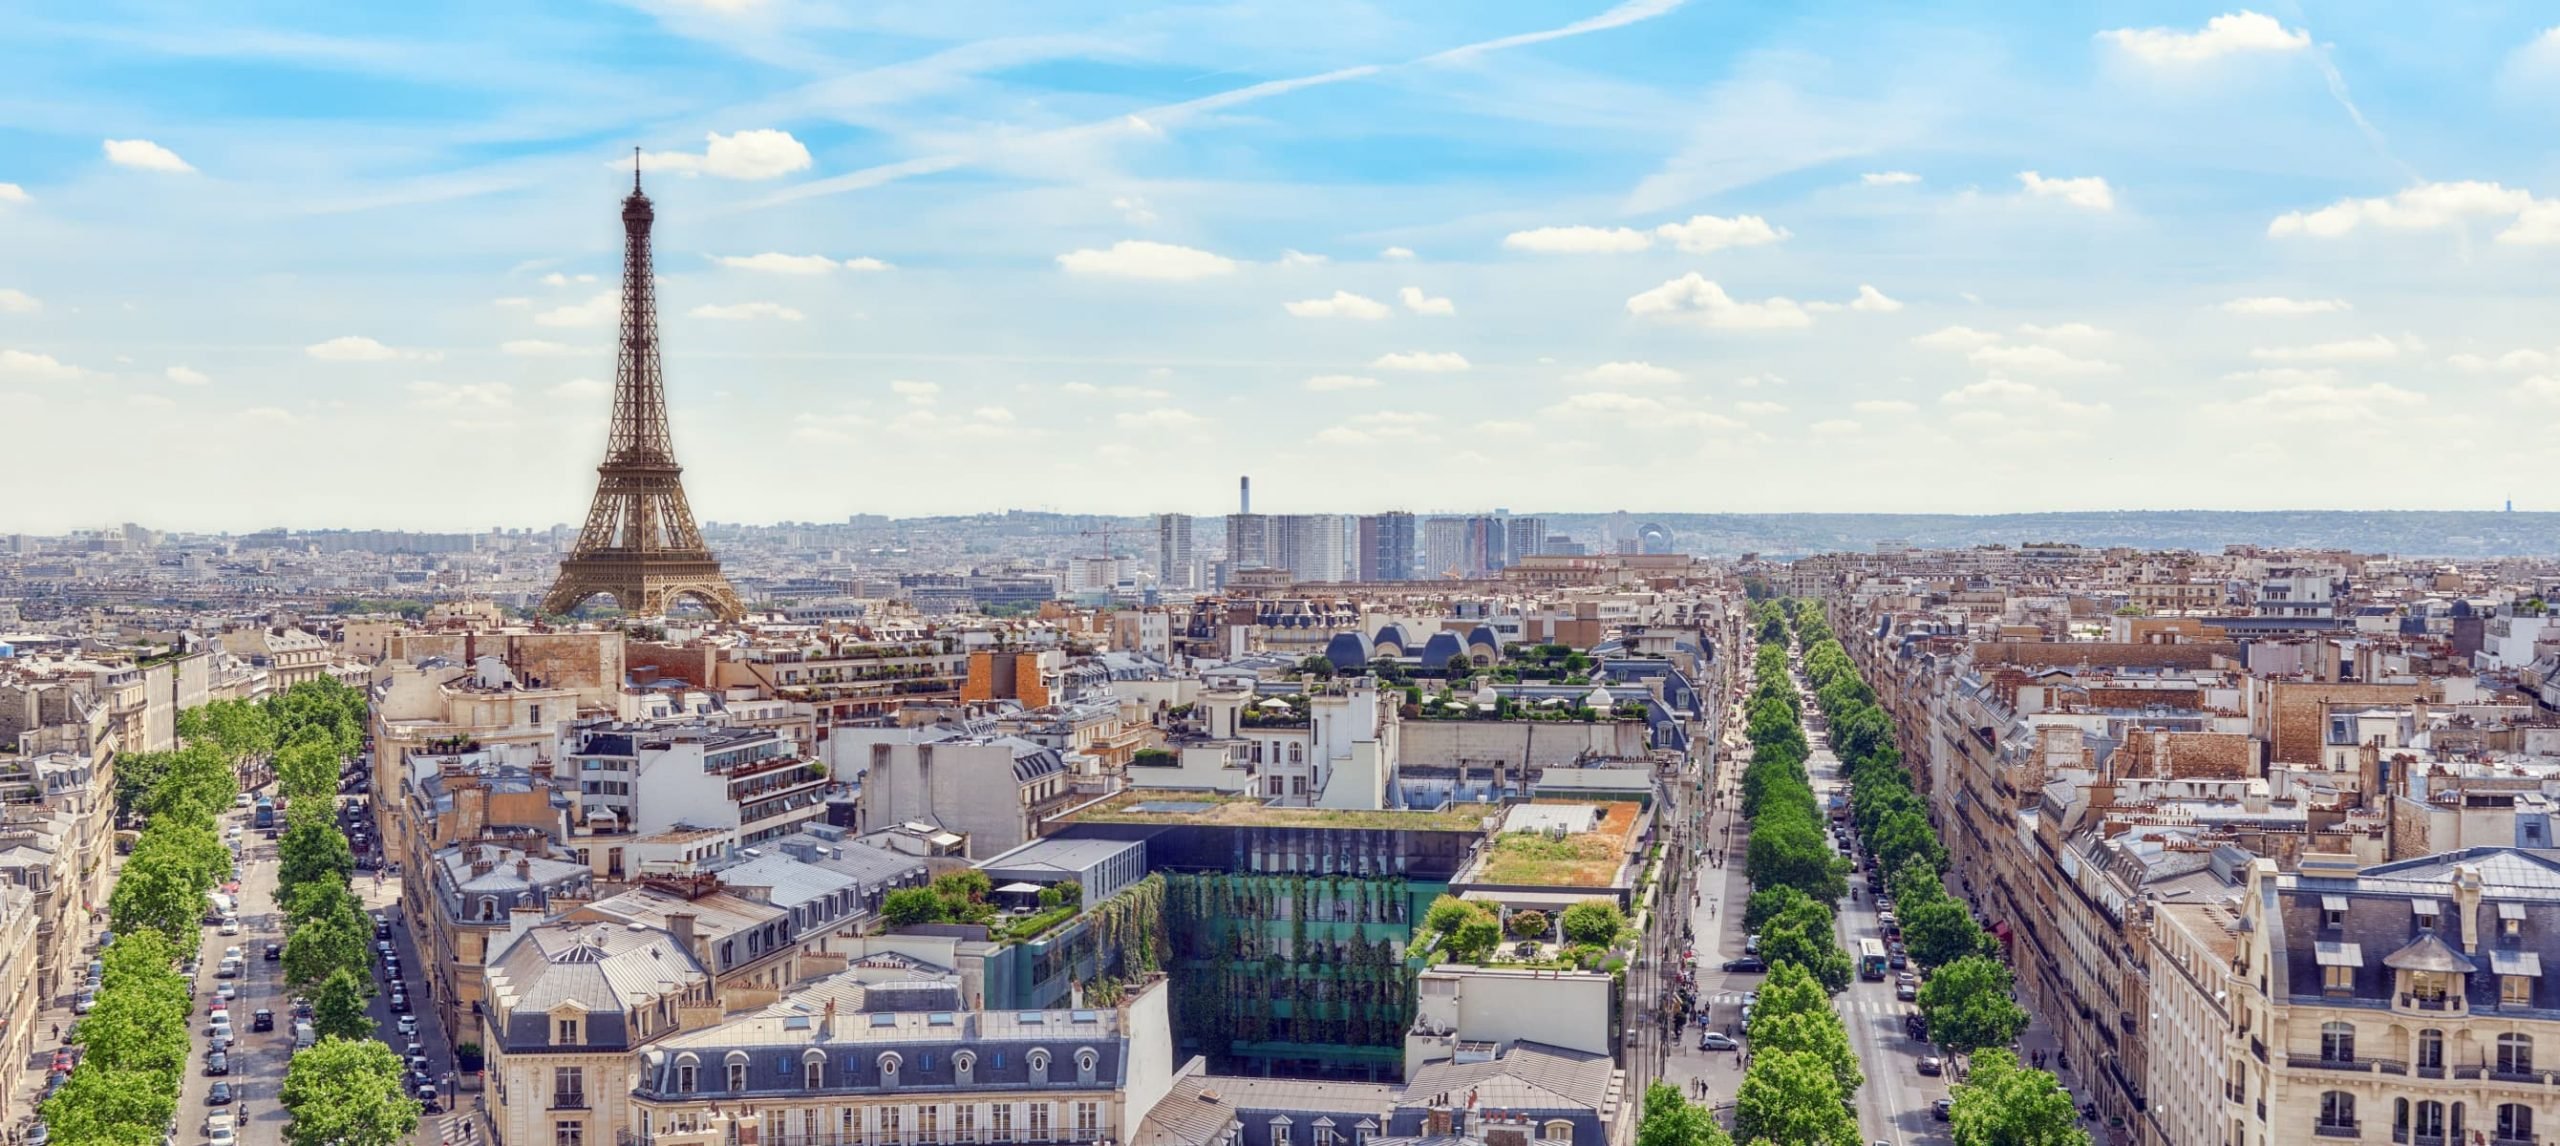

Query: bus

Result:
[1857,938,1889,981]
[252,796,275,829]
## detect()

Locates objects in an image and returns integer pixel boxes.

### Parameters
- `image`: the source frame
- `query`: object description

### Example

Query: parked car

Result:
[72,993,93,1014]
[389,991,409,1012]
[1917,1054,1944,1077]
[396,1015,418,1037]
[1743,933,1760,955]
[1721,957,1767,974]
[213,960,239,980]
[204,1051,229,1077]
[218,916,239,936]
[416,1085,441,1113]
[1699,1031,1739,1051]
[1932,1099,1954,1122]
[1887,952,1908,971]
[374,916,391,940]
[1896,983,1918,1002]
[206,1082,233,1106]
[23,1123,44,1146]
[251,1009,274,1033]
[1896,971,1918,987]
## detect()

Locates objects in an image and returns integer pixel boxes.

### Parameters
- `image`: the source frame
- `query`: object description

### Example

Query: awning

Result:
[2494,950,2544,977]
[2314,941,2365,968]
[2499,902,2528,922]
[2321,895,2350,912]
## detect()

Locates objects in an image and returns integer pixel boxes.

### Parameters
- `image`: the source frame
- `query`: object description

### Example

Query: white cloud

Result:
[1117,407,1206,431]
[1371,351,1471,372]
[1809,419,1863,436]
[1380,247,1416,260]
[0,349,81,380]
[102,139,194,173]
[1732,373,1787,387]
[891,380,940,405]
[1059,382,1173,401]
[2206,380,2425,423]
[1625,274,1812,329]
[1283,291,1392,320]
[2497,199,2560,244]
[1653,214,1789,254]
[1503,226,1652,254]
[304,335,421,362]
[2222,366,2342,385]
[1112,195,1157,225]
[639,129,812,180]
[164,365,210,386]
[549,378,610,400]
[1735,400,1788,416]
[540,272,598,286]
[1939,377,2111,417]
[2018,171,2116,211]
[716,252,843,275]
[1862,171,1921,186]
[2018,322,2106,341]
[1057,240,1237,281]
[843,257,892,272]
[1279,250,1328,267]
[407,381,516,412]
[0,184,28,205]
[1473,419,1533,436]
[1544,391,1741,431]
[1911,325,2002,351]
[2447,349,2552,372]
[1304,374,1381,392]
[2249,335,2415,361]
[535,292,620,328]
[2100,11,2310,64]
[0,289,38,314]
[2512,376,2560,403]
[1825,284,1903,313]
[1568,362,1683,387]
[689,301,804,321]
[1399,287,1455,316]
[1315,410,1440,446]
[504,339,585,358]
[1852,399,1919,417]
[2269,181,2535,238]
[1967,344,2121,375]
[2222,296,2350,315]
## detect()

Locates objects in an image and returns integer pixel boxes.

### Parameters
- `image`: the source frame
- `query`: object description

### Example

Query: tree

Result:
[284,888,370,992]
[277,808,356,909]
[313,968,377,1043]
[43,1068,175,1146]
[1424,895,1478,937]
[1448,916,1503,963]
[1745,816,1846,904]
[1750,1009,1864,1097]
[107,859,206,949]
[1742,885,1812,935]
[1950,1049,2090,1146]
[1635,1082,1734,1146]
[280,1038,422,1146]
[1560,900,1627,947]
[1731,1048,1860,1146]
[1871,810,1945,882]
[1296,655,1336,680]
[1918,955,2030,1056]
[1901,898,1987,970]
[1757,900,1852,995]
[881,887,947,928]
[1507,909,1550,940]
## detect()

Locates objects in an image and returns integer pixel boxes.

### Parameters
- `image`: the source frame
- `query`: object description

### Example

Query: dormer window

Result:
[2321,895,2347,930]
[2501,902,2527,940]
[2413,899,2441,933]
[555,1018,580,1045]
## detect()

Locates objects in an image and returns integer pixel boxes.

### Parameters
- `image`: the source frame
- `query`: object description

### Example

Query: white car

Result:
[217,918,239,936]
[215,983,236,1001]
[223,946,242,962]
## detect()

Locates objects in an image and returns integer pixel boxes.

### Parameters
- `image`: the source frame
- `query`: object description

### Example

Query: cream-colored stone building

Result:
[482,920,716,1146]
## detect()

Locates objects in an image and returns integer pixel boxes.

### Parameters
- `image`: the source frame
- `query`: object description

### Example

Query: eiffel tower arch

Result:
[541,158,746,622]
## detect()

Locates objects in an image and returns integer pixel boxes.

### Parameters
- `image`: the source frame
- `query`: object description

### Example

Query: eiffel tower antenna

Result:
[540,160,745,622]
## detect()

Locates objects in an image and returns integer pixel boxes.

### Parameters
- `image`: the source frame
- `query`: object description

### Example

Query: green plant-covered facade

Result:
[1162,871,1436,1080]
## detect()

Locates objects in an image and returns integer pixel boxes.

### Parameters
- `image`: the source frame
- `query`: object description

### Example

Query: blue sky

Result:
[5,1,2560,531]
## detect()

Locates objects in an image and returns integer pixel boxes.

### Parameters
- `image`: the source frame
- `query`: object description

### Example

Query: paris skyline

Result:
[6,3,2560,531]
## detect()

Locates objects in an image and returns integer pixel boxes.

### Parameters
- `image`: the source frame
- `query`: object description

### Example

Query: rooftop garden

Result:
[1413,893,1629,972]
[1472,800,1642,887]
[1067,790,1491,832]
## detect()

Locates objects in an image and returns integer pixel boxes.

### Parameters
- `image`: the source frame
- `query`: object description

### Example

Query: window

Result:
[2499,1033,2535,1075]
[2413,1101,2446,1139]
[2499,1104,2535,1143]
[1030,1104,1052,1142]
[481,897,500,922]
[921,1105,939,1140]
[727,1062,748,1092]
[2507,975,2535,1006]
[992,1104,1014,1141]
[878,1053,902,1090]
[2323,964,2354,993]
[2320,1021,2356,1063]
[2323,906,2345,929]
[2317,1092,2355,1132]
[957,1104,978,1144]
[1075,1102,1100,1137]
[1076,1048,1098,1084]
[677,1063,698,1093]
[555,1018,580,1045]
[2507,916,2525,940]
[954,1052,976,1087]
[2419,1029,2445,1070]
[1028,1049,1051,1084]
[530,704,542,724]
[553,1067,585,1105]
[883,1106,903,1143]
[805,1058,824,1090]
[1541,1122,1575,1143]
[555,1122,583,1146]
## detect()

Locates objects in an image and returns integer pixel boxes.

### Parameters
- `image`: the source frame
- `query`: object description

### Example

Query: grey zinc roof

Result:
[1132,1067,1242,1146]
[2383,932,2477,974]
[713,853,861,909]
[484,921,707,1048]
[1400,1043,1616,1113]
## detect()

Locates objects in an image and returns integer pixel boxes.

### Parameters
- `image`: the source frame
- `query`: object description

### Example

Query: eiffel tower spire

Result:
[541,155,745,621]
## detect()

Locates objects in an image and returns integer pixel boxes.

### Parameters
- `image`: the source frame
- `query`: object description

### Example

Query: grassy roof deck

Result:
[1067,790,1493,832]
[1472,799,1643,888]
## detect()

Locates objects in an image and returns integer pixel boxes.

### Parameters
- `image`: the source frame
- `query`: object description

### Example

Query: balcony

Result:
[551,1094,591,1110]
[2397,994,2466,1016]
[2291,1055,2375,1072]
[2314,1125,2361,1139]
[2492,1137,2540,1146]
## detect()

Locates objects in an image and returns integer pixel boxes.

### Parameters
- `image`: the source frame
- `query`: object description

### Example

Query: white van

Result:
[292,1020,315,1050]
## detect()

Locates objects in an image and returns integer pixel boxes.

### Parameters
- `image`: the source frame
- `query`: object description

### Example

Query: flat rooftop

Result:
[1064,790,1493,833]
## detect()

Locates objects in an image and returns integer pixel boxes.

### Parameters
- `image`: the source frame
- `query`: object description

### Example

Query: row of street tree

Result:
[1798,604,2089,1146]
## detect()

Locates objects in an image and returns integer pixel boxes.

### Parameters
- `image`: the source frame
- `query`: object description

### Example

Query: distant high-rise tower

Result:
[1273,514,1348,582]
[1155,513,1194,589]
[1358,511,1416,581]
[541,157,744,621]
[1506,516,1546,564]
[1422,517,1468,578]
[1226,512,1271,570]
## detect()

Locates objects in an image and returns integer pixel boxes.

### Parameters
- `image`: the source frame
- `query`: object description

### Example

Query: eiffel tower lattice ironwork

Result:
[541,155,745,621]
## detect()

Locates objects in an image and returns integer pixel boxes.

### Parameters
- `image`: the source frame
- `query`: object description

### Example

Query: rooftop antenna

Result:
[633,146,643,192]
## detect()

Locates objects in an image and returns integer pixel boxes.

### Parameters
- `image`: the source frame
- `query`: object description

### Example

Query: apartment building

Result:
[833,728,1071,859]
[560,722,831,848]
[482,920,716,1146]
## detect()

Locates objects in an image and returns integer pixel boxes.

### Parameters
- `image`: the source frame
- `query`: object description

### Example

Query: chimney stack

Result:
[1239,475,1250,515]
[517,858,533,881]
[668,911,698,954]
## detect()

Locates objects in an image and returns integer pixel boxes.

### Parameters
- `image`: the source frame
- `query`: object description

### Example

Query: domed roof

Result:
[1418,632,1467,670]
[1374,623,1409,652]
[1467,625,1501,652]
[1323,632,1373,673]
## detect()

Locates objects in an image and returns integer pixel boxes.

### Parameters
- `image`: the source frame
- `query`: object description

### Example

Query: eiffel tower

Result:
[541,155,745,622]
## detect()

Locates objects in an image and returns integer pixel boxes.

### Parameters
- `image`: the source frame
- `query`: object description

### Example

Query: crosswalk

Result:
[1696,992,1918,1017]
[439,1115,479,1145]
